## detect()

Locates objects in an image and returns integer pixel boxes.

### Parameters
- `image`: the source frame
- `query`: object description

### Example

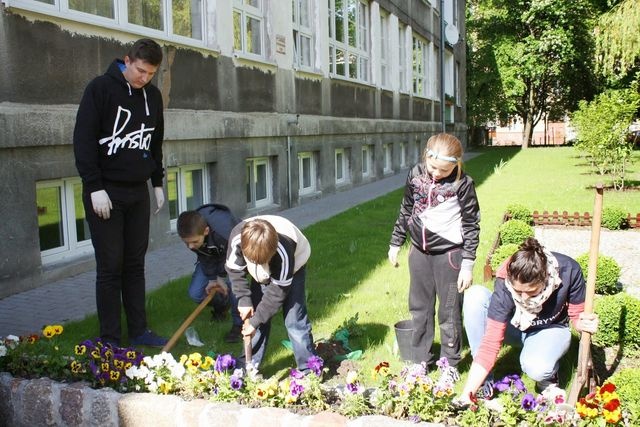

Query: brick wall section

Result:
[0,373,444,427]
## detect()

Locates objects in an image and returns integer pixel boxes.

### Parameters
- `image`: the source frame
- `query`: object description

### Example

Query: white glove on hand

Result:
[153,187,165,214]
[388,245,400,267]
[90,190,112,220]
[457,270,473,293]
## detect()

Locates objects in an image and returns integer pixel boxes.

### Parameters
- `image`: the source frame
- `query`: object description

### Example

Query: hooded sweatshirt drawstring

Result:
[143,88,150,116]
[126,82,132,96]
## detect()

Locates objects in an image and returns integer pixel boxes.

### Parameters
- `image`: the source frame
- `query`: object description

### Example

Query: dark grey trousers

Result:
[408,245,464,366]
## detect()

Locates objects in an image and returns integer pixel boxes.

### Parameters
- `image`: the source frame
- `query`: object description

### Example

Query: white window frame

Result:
[383,143,393,174]
[233,0,265,59]
[379,10,389,88]
[292,0,315,70]
[328,0,370,83]
[298,151,317,195]
[167,164,209,231]
[37,178,93,264]
[246,157,273,208]
[334,148,350,184]
[412,34,430,98]
[361,144,374,177]
[3,0,208,48]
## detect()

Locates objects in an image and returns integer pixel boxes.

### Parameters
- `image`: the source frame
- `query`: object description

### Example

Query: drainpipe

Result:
[440,0,446,132]
[286,114,300,208]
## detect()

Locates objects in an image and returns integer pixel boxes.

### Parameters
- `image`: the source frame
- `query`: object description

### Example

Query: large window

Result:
[328,0,370,82]
[362,144,374,177]
[334,148,350,184]
[398,24,408,92]
[412,35,430,98]
[246,157,272,208]
[5,0,205,43]
[36,178,92,263]
[233,0,264,57]
[167,164,208,230]
[379,11,389,88]
[292,0,314,69]
[298,151,317,195]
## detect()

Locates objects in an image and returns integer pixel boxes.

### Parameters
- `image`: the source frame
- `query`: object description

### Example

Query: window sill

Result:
[233,52,277,69]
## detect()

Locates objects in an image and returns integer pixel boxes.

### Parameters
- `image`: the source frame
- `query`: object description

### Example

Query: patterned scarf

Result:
[506,248,562,331]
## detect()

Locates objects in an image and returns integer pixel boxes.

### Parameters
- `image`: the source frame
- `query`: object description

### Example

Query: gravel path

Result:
[534,227,640,299]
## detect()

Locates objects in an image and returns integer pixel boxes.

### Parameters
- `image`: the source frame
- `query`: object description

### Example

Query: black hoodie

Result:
[74,59,164,193]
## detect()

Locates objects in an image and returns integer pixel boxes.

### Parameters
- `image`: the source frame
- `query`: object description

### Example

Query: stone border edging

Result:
[0,373,444,426]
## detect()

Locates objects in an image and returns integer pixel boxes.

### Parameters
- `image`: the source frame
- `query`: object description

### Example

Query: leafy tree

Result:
[466,0,597,147]
[571,84,640,189]
[594,0,640,86]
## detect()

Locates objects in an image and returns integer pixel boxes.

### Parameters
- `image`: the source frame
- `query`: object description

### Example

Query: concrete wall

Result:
[0,373,443,427]
[0,1,468,298]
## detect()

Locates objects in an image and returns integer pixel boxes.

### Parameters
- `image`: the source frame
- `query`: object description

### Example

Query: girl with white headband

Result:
[388,133,480,368]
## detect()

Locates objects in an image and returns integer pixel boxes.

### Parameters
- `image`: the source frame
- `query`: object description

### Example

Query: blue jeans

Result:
[188,262,241,327]
[463,285,571,383]
[245,266,316,371]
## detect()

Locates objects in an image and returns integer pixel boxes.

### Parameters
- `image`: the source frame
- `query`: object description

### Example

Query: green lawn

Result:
[56,146,640,391]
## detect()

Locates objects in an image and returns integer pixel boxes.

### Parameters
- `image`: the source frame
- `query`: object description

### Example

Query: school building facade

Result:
[0,0,467,297]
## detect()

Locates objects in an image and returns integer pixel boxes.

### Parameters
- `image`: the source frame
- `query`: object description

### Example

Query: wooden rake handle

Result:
[568,184,604,405]
[161,290,216,353]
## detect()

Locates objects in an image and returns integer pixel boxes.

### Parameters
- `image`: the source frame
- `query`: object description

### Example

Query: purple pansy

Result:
[307,355,324,376]
[521,393,537,411]
[214,354,236,372]
[290,368,305,379]
[230,375,243,390]
[289,379,305,397]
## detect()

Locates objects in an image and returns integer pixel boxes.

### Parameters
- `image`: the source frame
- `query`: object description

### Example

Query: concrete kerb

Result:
[0,372,445,426]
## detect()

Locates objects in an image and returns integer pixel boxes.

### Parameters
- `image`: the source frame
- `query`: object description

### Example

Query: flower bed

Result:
[1,326,636,426]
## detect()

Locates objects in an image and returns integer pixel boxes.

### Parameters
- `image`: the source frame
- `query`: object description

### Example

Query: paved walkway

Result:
[0,173,410,337]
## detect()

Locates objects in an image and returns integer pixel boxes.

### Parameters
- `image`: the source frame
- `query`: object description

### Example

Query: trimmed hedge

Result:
[490,244,519,271]
[505,204,533,224]
[498,219,534,245]
[576,253,621,295]
[601,207,628,230]
[593,293,640,352]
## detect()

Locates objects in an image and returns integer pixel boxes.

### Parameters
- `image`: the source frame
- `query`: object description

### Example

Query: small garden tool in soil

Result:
[243,318,253,370]
[161,289,216,352]
[568,184,603,405]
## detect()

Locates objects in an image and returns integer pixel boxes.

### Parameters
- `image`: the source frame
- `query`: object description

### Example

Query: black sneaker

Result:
[211,307,228,322]
[130,330,168,348]
[224,324,243,343]
[535,373,559,393]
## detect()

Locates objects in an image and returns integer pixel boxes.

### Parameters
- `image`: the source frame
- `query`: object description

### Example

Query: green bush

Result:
[490,243,519,271]
[505,204,533,224]
[593,293,640,352]
[601,207,628,230]
[608,367,640,424]
[498,220,534,245]
[576,253,621,295]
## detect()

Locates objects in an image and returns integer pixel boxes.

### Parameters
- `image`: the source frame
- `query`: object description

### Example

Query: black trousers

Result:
[408,245,464,366]
[83,182,150,342]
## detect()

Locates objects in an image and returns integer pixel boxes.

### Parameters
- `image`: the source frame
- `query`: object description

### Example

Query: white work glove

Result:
[90,190,112,220]
[457,259,475,292]
[388,245,400,267]
[153,187,165,214]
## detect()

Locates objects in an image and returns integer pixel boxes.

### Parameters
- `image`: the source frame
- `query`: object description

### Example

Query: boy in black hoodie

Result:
[73,38,167,348]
